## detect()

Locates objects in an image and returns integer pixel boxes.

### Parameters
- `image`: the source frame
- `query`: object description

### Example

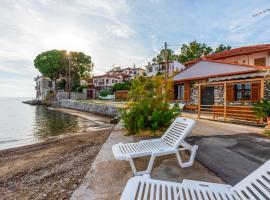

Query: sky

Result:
[0,0,270,98]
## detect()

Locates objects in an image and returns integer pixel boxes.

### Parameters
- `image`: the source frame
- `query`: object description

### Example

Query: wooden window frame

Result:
[254,57,266,66]
[177,84,185,100]
[234,83,251,101]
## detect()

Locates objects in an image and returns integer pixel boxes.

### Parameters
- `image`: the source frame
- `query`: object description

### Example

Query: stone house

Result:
[173,44,270,124]
[35,76,55,101]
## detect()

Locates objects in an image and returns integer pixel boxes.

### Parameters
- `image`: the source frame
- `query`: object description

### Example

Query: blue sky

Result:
[0,0,270,97]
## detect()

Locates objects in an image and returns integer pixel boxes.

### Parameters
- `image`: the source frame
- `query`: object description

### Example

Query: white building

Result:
[146,61,185,77]
[107,67,145,79]
[35,76,55,101]
[92,74,122,90]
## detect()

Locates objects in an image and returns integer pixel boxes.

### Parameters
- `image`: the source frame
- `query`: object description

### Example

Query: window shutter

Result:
[226,84,234,101]
[184,83,190,101]
[174,84,178,100]
[251,82,261,102]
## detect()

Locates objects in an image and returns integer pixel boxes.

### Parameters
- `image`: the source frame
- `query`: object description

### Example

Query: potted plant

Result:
[253,99,270,128]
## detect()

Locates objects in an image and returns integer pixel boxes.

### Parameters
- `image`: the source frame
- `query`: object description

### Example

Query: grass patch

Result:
[264,129,270,137]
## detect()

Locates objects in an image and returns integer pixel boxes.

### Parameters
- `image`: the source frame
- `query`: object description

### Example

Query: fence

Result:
[115,90,129,101]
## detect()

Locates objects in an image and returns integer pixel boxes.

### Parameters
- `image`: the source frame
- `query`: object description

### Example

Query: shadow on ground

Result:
[187,133,270,185]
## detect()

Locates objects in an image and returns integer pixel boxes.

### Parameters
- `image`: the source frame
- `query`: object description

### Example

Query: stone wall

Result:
[264,80,270,100]
[59,100,119,117]
[214,86,224,105]
[57,92,87,100]
[190,84,198,105]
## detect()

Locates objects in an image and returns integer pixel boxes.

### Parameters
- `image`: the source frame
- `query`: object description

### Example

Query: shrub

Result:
[100,90,109,97]
[113,81,131,91]
[253,99,270,118]
[77,85,87,93]
[264,129,270,137]
[121,75,180,135]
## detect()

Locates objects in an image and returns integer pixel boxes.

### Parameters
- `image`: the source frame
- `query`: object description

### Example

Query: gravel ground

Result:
[0,129,112,200]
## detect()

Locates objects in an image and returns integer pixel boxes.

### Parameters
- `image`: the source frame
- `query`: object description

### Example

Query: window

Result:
[106,79,109,84]
[48,81,52,88]
[112,80,114,83]
[148,67,152,72]
[254,57,266,66]
[234,83,251,101]
[177,84,185,100]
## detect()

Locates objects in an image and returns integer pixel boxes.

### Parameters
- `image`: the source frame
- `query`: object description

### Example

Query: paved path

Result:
[71,123,133,200]
[71,117,267,199]
[189,134,270,185]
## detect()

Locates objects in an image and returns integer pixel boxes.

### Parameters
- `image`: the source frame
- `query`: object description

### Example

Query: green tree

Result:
[34,50,67,91]
[122,75,180,135]
[178,40,213,64]
[34,50,93,92]
[214,44,231,53]
[152,49,177,64]
[68,51,93,88]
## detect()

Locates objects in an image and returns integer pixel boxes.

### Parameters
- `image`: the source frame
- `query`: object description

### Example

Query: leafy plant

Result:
[264,129,270,137]
[100,90,109,97]
[77,85,88,93]
[113,81,131,91]
[253,99,270,118]
[121,75,180,135]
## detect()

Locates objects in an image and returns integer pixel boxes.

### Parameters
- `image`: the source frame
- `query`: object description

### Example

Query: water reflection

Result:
[34,106,86,140]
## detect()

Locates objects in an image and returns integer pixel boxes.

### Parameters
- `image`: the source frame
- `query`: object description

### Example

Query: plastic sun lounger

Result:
[120,159,270,200]
[112,117,198,176]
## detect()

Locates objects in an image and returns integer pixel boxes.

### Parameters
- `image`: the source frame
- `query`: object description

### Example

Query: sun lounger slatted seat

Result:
[112,117,198,175]
[120,160,270,200]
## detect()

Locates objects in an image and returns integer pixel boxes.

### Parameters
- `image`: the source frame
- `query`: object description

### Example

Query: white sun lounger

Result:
[112,117,198,175]
[120,159,270,200]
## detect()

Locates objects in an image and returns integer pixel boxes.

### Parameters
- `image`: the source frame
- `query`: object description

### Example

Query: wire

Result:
[134,45,164,66]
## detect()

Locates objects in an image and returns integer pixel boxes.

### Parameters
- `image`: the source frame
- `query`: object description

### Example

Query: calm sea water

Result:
[0,97,92,150]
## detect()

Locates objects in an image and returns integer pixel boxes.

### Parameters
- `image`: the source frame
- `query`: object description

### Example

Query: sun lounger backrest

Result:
[233,160,270,200]
[161,117,195,148]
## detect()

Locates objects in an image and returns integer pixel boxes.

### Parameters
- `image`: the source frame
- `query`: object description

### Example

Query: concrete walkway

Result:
[71,117,266,200]
[71,123,133,200]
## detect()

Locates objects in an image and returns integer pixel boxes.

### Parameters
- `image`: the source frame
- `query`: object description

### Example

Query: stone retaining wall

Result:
[59,100,119,117]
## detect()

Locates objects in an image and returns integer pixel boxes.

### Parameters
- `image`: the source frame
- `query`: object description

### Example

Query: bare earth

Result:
[0,129,112,200]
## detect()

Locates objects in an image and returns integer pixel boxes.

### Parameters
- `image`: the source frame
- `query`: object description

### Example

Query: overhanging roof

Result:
[173,60,263,82]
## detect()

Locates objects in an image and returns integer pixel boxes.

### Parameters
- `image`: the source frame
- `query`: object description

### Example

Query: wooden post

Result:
[261,79,265,99]
[198,84,201,119]
[224,82,227,122]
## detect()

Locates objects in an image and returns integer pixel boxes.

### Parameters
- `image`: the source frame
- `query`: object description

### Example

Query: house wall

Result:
[221,51,270,66]
[147,61,185,77]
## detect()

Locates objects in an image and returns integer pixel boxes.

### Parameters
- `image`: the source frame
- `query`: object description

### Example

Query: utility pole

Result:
[67,52,71,99]
[164,42,168,80]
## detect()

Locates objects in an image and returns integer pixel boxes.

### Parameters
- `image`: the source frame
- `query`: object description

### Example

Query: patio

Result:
[71,117,267,200]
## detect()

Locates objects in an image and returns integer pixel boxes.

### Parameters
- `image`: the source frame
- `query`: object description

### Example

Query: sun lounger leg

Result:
[127,155,156,176]
[176,145,198,168]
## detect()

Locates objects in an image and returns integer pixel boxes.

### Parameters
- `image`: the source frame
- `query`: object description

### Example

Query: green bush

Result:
[253,99,270,118]
[77,85,87,93]
[264,129,270,137]
[113,81,131,91]
[100,90,109,97]
[121,76,180,135]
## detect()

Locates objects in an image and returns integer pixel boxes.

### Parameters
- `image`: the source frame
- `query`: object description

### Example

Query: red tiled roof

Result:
[202,59,270,69]
[185,44,270,66]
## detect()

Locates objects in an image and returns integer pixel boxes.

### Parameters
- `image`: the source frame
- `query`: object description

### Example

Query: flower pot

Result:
[267,117,270,128]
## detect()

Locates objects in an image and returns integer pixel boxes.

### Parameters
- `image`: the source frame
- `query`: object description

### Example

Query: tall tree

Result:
[178,41,213,64]
[69,51,93,81]
[34,50,67,91]
[152,49,177,64]
[34,50,93,92]
[214,44,231,53]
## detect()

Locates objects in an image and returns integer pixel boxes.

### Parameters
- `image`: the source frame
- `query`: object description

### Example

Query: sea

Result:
[0,97,92,150]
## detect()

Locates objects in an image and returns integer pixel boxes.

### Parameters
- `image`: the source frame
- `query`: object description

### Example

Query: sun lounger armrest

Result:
[182,180,232,191]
